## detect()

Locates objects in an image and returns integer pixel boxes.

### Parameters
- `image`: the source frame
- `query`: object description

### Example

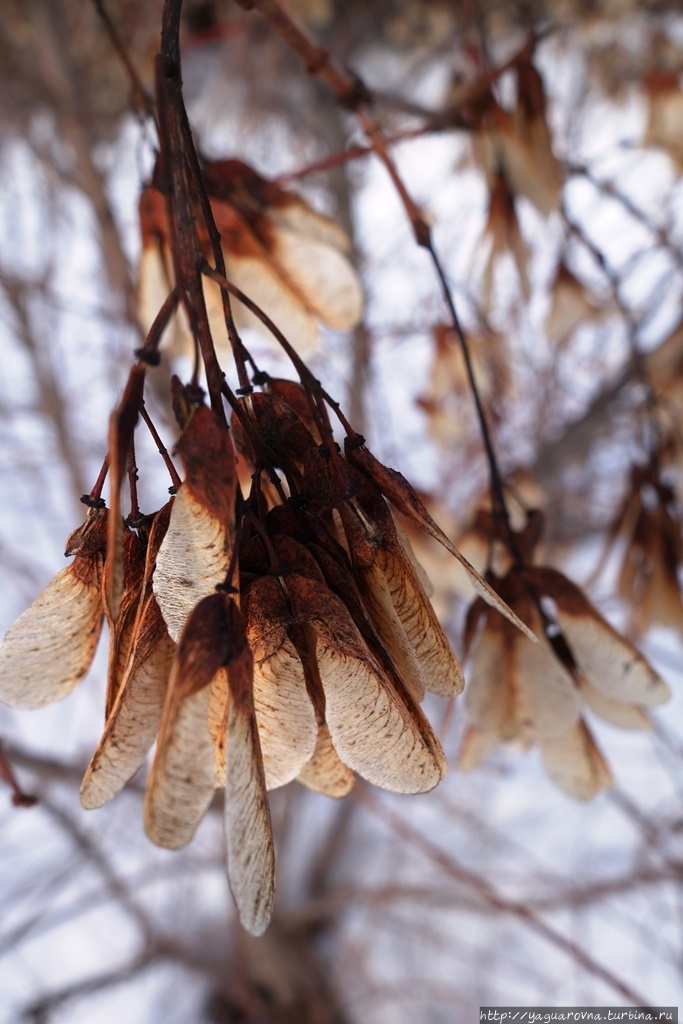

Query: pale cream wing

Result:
[297,722,355,798]
[464,620,510,736]
[513,622,581,742]
[540,721,613,801]
[137,246,188,353]
[153,486,231,643]
[457,724,498,771]
[251,637,317,790]
[579,679,652,731]
[144,683,216,849]
[555,607,671,707]
[306,578,447,795]
[376,544,464,698]
[81,601,175,810]
[391,511,434,597]
[270,225,363,331]
[358,560,427,703]
[222,250,320,358]
[224,687,276,937]
[0,564,103,709]
[207,667,230,785]
[497,127,561,217]
[314,630,445,793]
[268,197,351,251]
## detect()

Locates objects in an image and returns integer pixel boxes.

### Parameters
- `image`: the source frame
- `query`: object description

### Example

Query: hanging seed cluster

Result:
[0,360,533,934]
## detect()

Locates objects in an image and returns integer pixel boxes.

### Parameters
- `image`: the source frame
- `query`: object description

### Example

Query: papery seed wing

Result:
[144,682,216,849]
[540,721,613,801]
[457,724,498,771]
[0,564,104,709]
[513,610,581,740]
[639,519,683,634]
[288,576,446,794]
[530,567,671,707]
[466,603,580,744]
[219,250,320,357]
[391,511,434,597]
[579,678,652,731]
[244,576,317,790]
[268,194,352,252]
[209,199,321,356]
[208,667,230,786]
[269,225,363,331]
[81,505,175,806]
[375,543,464,698]
[203,158,351,253]
[0,509,107,708]
[103,527,146,719]
[545,263,606,347]
[496,119,561,218]
[153,485,225,643]
[297,721,355,798]
[144,592,235,848]
[344,441,537,642]
[154,407,236,642]
[464,614,511,738]
[307,536,426,696]
[81,600,175,809]
[358,560,426,703]
[225,631,275,937]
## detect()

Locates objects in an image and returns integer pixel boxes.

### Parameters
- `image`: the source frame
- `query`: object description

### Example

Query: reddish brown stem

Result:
[139,404,181,490]
[155,4,227,422]
[83,453,111,508]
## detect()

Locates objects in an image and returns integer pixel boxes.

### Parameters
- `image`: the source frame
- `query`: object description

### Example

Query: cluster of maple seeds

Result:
[450,507,671,799]
[0,366,535,934]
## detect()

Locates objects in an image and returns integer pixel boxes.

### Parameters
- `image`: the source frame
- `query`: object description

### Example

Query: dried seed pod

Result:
[464,594,580,746]
[343,438,537,643]
[528,567,671,707]
[81,504,175,810]
[153,405,237,642]
[0,509,107,708]
[539,721,613,802]
[286,574,447,794]
[137,159,363,360]
[223,604,275,937]
[578,678,651,731]
[266,378,320,440]
[243,575,317,790]
[545,262,609,347]
[297,720,355,798]
[250,391,317,465]
[461,560,669,799]
[102,526,146,720]
[144,591,238,850]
